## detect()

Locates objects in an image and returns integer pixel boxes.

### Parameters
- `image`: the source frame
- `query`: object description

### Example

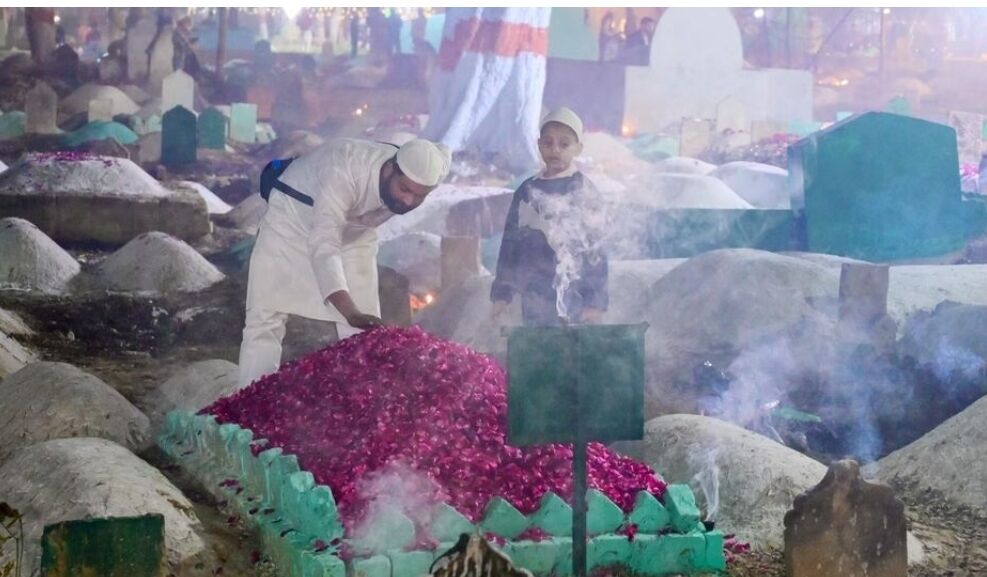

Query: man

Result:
[621,17,655,66]
[238,138,451,387]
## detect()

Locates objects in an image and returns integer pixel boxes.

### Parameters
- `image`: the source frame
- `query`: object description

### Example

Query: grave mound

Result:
[82,232,225,294]
[0,217,80,294]
[59,83,140,119]
[711,161,790,209]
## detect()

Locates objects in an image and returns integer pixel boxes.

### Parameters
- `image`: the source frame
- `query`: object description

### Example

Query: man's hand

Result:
[345,312,387,329]
[490,300,509,321]
[327,289,387,329]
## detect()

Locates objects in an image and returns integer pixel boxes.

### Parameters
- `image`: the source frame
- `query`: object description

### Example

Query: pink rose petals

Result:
[204,327,666,534]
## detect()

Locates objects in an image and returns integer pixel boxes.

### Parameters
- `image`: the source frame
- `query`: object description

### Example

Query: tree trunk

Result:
[25,7,56,65]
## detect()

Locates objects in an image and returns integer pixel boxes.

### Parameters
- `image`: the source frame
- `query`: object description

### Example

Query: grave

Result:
[625,8,812,133]
[161,70,195,115]
[24,82,59,134]
[788,112,987,261]
[87,98,114,122]
[784,460,907,577]
[230,103,257,143]
[41,515,165,577]
[196,107,227,149]
[0,154,209,244]
[161,106,197,167]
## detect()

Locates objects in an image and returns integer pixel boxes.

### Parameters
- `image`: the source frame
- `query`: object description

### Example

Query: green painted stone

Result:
[386,550,433,577]
[268,453,300,510]
[0,111,26,140]
[352,506,415,555]
[553,537,574,576]
[257,448,284,506]
[701,530,727,572]
[529,491,572,537]
[587,534,632,571]
[790,111,987,261]
[41,515,164,577]
[548,8,597,61]
[629,491,670,533]
[982,119,987,140]
[161,105,196,167]
[629,533,705,574]
[300,486,342,542]
[429,503,475,542]
[501,540,559,574]
[586,489,624,535]
[664,485,701,534]
[197,107,227,149]
[62,121,138,148]
[305,550,346,577]
[351,555,390,577]
[479,497,529,539]
[282,471,316,533]
[230,102,257,143]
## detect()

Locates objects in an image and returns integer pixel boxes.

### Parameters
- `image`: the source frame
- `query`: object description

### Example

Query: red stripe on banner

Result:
[438,18,549,71]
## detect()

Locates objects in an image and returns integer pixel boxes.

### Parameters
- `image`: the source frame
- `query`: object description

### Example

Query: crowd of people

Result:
[598,11,657,66]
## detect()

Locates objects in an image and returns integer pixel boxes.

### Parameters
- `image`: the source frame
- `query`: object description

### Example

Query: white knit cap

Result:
[396,139,452,187]
[540,107,584,143]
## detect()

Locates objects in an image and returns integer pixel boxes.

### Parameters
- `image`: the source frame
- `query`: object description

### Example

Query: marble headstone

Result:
[230,103,258,143]
[162,70,194,115]
[25,82,59,135]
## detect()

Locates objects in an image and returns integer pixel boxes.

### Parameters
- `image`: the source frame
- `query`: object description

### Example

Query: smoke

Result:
[350,461,446,553]
[522,182,610,320]
[930,337,985,383]
[689,448,721,522]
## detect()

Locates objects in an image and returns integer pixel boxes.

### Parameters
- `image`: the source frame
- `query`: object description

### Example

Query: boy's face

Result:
[538,122,582,175]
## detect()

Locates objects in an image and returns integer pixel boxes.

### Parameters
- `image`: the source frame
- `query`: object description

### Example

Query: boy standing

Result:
[491,107,609,326]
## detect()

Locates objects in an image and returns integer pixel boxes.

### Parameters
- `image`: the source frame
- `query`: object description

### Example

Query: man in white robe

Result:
[238,137,451,387]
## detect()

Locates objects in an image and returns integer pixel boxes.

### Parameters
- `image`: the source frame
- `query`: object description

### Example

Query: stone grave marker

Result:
[884,96,910,116]
[25,82,59,134]
[88,98,114,122]
[679,118,713,158]
[41,514,165,577]
[947,110,984,168]
[784,460,906,577]
[126,18,156,81]
[145,114,162,134]
[197,107,227,150]
[715,97,748,134]
[138,132,162,164]
[162,70,194,116]
[230,103,257,143]
[161,106,196,167]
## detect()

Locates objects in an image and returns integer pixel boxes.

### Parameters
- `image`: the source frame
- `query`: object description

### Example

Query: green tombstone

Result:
[197,107,227,150]
[788,111,987,261]
[161,105,196,167]
[230,103,257,143]
[507,323,647,577]
[41,515,164,577]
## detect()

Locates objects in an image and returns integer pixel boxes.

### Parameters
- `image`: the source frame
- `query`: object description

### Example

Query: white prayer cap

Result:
[540,107,584,143]
[396,138,451,187]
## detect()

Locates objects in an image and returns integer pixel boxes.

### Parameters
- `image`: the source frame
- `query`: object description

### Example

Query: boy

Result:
[490,107,609,326]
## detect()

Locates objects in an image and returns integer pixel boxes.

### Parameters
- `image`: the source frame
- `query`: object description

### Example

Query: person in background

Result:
[598,11,621,62]
[388,9,403,58]
[491,107,609,327]
[621,16,655,65]
[349,11,360,58]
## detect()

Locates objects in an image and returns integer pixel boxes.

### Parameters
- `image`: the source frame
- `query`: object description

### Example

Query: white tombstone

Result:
[625,8,812,134]
[716,97,749,134]
[24,83,59,135]
[162,70,194,115]
[148,26,176,94]
[947,110,984,168]
[87,98,115,122]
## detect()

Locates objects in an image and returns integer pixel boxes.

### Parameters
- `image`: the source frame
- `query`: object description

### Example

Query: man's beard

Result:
[380,175,415,214]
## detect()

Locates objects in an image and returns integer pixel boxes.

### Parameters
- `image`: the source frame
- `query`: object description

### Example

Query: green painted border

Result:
[158,411,725,576]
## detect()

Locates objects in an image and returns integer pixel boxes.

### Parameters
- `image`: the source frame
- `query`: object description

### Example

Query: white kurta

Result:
[246,138,397,323]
